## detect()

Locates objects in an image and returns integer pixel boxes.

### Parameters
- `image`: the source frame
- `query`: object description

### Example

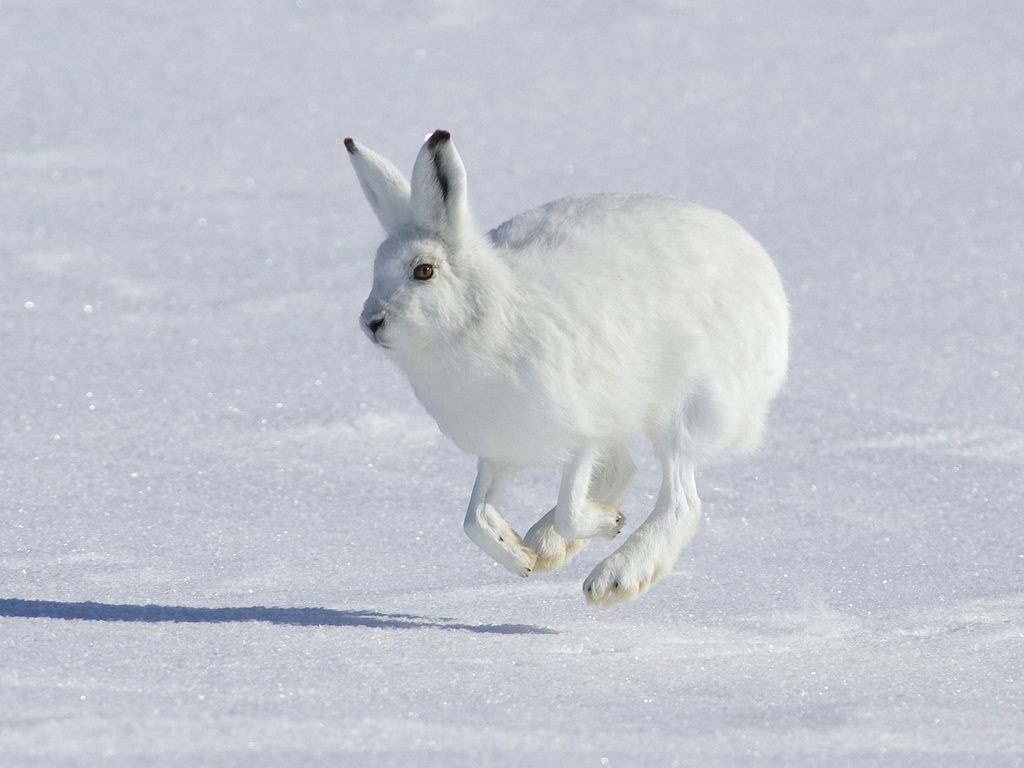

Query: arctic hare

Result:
[346,130,788,606]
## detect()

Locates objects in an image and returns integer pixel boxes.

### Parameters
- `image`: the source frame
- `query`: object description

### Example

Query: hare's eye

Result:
[412,263,435,281]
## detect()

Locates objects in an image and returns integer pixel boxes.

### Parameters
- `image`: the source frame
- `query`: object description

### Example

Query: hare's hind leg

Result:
[463,459,537,577]
[526,444,635,572]
[583,435,702,607]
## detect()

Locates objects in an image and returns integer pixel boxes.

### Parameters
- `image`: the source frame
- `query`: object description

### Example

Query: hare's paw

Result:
[507,543,539,578]
[492,520,538,577]
[464,503,538,577]
[524,511,588,573]
[582,545,669,607]
[596,504,628,539]
[555,501,626,541]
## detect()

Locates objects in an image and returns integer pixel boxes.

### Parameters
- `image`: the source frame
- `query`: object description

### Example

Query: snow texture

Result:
[1,1,1022,766]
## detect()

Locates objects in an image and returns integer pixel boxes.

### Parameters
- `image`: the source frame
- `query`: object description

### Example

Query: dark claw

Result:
[343,137,356,153]
[613,581,620,589]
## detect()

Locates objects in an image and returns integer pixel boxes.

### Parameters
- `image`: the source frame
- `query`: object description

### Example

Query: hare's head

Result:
[347,131,489,360]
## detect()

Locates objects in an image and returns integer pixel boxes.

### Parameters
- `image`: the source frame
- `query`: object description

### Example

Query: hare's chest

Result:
[404,363,569,465]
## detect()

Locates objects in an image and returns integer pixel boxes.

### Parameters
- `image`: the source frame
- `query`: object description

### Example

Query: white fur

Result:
[346,131,789,606]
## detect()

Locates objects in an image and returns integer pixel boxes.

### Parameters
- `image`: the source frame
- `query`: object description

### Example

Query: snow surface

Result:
[2,1,1022,765]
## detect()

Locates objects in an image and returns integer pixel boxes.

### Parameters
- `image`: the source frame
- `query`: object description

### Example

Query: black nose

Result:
[366,314,385,335]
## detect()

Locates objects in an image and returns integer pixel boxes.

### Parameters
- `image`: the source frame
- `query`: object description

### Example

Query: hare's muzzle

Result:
[361,311,387,344]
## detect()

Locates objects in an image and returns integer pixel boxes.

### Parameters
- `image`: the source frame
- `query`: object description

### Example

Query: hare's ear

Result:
[410,130,470,240]
[345,137,414,236]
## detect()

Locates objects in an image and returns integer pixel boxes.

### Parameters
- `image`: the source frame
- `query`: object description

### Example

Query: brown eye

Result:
[413,263,435,281]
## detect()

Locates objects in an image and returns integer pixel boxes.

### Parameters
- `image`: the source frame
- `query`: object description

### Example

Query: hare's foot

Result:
[583,551,664,607]
[591,503,627,539]
[524,508,588,573]
[582,530,679,607]
[465,503,537,577]
[554,500,626,541]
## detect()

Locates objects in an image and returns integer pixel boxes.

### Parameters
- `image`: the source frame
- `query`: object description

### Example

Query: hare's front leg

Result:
[463,459,537,577]
[526,444,634,572]
[554,445,631,540]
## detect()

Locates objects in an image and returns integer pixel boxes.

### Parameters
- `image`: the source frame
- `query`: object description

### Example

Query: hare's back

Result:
[491,192,787,396]
[490,194,709,254]
[492,193,761,262]
[489,193,775,302]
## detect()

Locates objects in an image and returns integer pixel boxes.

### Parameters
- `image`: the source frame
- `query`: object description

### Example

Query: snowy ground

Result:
[2,1,1022,765]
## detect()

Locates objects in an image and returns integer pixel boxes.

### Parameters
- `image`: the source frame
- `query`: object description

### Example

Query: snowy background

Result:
[2,1,1022,765]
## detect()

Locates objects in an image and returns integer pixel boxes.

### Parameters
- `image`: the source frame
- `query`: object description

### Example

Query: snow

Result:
[1,1,1022,765]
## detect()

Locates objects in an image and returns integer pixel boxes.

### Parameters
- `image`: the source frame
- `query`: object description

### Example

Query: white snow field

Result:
[2,1,1022,765]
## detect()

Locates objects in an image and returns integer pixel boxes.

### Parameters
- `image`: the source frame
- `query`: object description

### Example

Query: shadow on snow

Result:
[0,598,557,635]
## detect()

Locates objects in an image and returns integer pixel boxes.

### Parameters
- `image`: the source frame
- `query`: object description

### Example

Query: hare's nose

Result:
[365,313,386,335]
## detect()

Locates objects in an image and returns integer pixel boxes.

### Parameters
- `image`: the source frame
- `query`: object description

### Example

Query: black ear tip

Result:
[426,129,451,150]
[343,137,357,154]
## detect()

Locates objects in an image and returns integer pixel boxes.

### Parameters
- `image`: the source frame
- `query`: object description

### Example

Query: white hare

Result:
[345,130,789,606]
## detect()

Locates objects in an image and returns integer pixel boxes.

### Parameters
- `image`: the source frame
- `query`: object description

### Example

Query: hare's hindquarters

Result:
[583,218,789,606]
